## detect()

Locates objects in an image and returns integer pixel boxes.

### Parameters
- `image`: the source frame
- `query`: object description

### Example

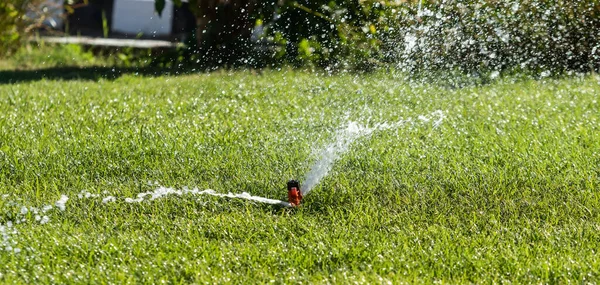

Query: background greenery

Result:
[157,0,600,73]
[0,0,35,56]
[3,0,599,74]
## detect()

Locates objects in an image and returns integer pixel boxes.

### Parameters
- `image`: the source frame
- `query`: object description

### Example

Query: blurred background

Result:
[1,0,599,74]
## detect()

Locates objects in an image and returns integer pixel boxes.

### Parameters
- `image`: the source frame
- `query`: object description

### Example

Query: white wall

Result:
[112,0,173,37]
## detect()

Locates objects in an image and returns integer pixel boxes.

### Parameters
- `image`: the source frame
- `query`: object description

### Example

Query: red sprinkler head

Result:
[287,180,303,207]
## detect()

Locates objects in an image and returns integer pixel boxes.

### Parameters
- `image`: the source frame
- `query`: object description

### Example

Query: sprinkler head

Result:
[287,180,302,207]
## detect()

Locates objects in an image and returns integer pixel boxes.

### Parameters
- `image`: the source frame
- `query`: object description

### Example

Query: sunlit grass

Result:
[0,68,599,283]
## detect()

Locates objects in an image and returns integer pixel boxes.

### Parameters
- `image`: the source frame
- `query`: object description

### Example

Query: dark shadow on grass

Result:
[0,65,200,85]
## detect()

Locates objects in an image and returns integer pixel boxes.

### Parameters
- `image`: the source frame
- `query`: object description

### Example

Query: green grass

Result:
[0,56,599,283]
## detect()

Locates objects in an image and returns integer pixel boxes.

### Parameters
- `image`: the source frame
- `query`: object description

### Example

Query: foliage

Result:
[0,43,160,71]
[0,0,66,57]
[13,43,96,68]
[380,0,600,74]
[0,1,30,56]
[155,0,600,73]
[0,68,599,282]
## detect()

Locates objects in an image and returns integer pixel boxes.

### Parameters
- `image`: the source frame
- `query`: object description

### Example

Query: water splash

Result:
[121,187,291,207]
[55,195,69,211]
[1,221,18,253]
[301,110,444,195]
[0,189,288,255]
[0,195,66,253]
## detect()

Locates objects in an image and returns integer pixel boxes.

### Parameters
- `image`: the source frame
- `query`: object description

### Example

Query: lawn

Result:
[0,51,599,283]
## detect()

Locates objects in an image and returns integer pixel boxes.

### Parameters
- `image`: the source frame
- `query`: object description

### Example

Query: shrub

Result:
[0,1,28,56]
[157,0,600,74]
[0,0,55,58]
[11,43,96,68]
[380,0,600,75]
[274,0,600,73]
